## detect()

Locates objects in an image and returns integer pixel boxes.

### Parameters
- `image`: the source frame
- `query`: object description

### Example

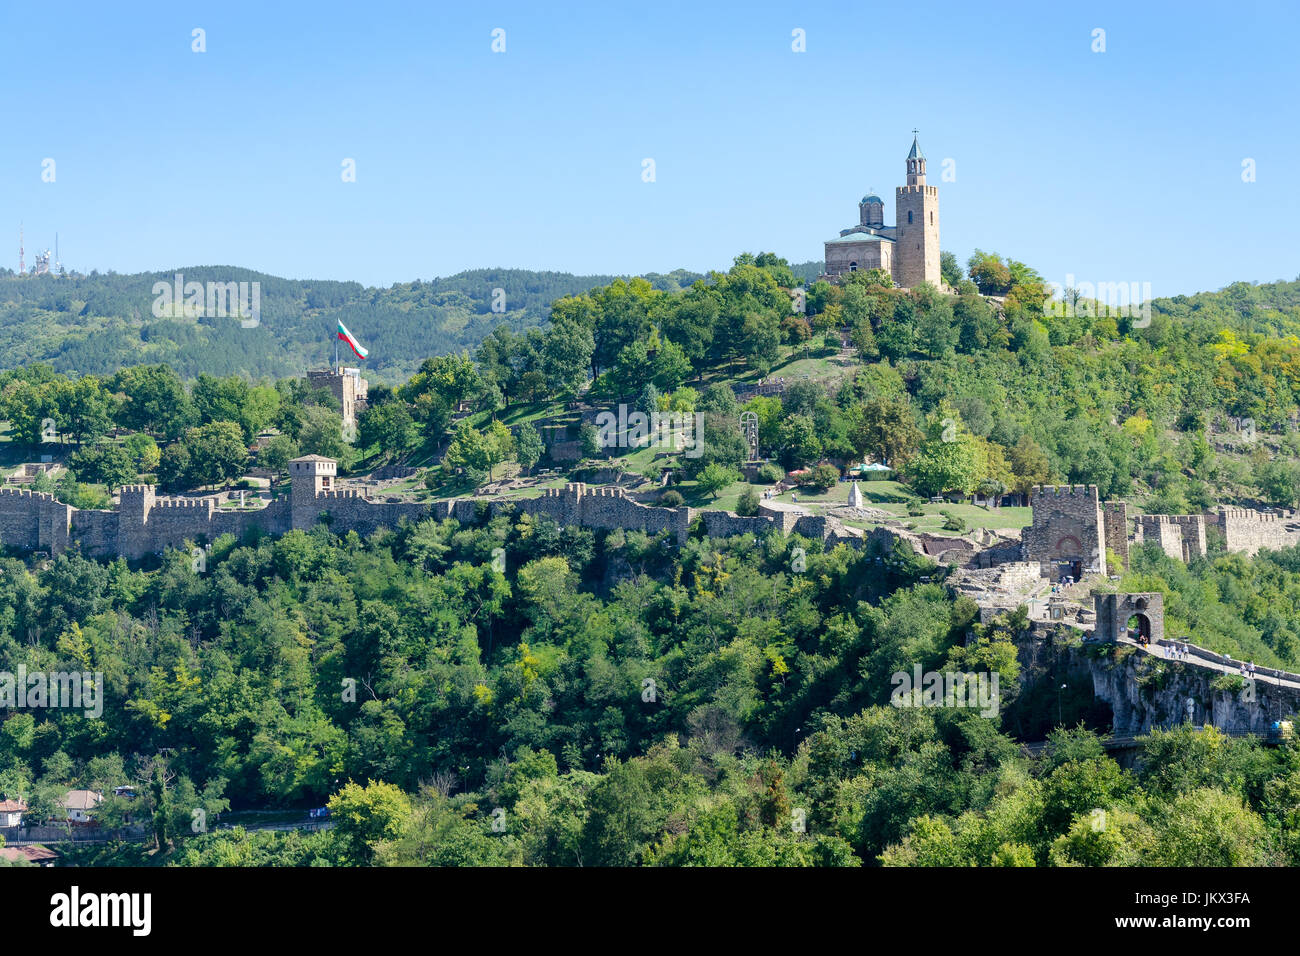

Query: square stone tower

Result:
[289,455,337,530]
[893,133,940,288]
[307,366,368,435]
[1023,484,1107,578]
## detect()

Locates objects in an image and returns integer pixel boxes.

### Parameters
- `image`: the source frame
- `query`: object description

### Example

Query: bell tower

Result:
[894,131,940,288]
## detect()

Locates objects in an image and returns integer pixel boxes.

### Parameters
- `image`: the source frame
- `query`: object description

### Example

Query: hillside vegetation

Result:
[5,253,1300,868]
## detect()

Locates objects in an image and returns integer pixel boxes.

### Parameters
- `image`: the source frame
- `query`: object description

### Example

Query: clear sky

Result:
[2,0,1296,298]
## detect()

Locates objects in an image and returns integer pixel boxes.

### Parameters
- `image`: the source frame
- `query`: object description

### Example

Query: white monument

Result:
[847,481,864,509]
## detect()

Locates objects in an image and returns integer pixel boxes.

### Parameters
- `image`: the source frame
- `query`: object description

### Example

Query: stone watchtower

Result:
[1022,484,1107,579]
[894,132,940,288]
[289,455,337,530]
[307,366,368,435]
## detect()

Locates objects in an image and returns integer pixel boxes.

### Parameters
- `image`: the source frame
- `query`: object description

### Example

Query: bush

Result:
[659,490,684,508]
[1211,673,1245,693]
[940,510,966,532]
[755,463,785,485]
[805,463,840,493]
[906,499,925,517]
[736,486,761,516]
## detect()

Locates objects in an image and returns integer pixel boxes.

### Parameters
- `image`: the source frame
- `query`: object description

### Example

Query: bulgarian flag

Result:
[337,320,369,360]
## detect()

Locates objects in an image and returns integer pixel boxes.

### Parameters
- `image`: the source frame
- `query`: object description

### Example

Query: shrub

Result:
[806,463,840,493]
[755,463,785,485]
[940,510,966,532]
[906,499,925,517]
[579,423,602,458]
[736,486,761,516]
[660,490,684,508]
[1211,673,1245,693]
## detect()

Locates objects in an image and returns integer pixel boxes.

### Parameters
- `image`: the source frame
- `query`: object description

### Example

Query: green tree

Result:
[358,402,417,459]
[68,442,137,489]
[696,462,739,498]
[328,780,412,866]
[298,406,348,460]
[182,421,249,489]
[514,423,544,472]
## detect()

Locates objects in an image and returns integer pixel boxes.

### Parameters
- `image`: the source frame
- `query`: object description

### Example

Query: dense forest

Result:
[4,512,1299,867]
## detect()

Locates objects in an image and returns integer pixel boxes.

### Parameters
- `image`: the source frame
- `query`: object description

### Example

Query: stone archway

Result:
[1093,592,1165,645]
[1125,612,1152,643]
[1054,535,1084,580]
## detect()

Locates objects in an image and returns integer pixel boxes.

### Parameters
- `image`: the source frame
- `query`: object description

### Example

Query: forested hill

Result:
[4,259,1299,388]
[0,266,704,383]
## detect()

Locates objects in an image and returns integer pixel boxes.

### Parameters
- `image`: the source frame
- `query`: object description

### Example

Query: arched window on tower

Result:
[907,211,913,224]
[930,211,934,224]
[849,262,858,272]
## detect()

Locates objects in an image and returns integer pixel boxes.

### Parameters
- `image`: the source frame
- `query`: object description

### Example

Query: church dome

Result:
[860,194,883,205]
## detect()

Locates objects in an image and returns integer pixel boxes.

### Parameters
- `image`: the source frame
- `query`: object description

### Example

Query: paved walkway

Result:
[1118,635,1300,691]
[1021,587,1300,691]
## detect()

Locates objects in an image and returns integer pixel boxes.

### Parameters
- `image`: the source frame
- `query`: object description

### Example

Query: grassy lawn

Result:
[674,481,749,511]
[0,422,68,470]
[464,401,574,431]
[670,477,1035,533]
[604,437,682,476]
[689,344,856,393]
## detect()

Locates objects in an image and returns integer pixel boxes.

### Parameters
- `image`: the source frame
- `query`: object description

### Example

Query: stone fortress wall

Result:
[0,488,73,554]
[1213,507,1293,555]
[1024,484,1300,573]
[4,458,1298,570]
[1101,500,1130,566]
[0,462,865,562]
[1134,514,1207,562]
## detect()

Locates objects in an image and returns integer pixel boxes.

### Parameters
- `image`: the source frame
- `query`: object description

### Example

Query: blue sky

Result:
[2,0,1296,297]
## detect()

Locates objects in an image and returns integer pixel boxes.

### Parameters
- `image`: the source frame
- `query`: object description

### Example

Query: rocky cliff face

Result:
[1014,623,1300,736]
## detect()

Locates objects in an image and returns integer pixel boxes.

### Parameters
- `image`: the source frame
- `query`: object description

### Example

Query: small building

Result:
[0,798,26,827]
[61,789,103,824]
[0,845,58,867]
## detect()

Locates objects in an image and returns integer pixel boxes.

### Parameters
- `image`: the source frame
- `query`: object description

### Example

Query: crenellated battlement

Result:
[152,497,215,510]
[0,487,57,502]
[318,489,364,501]
[0,456,863,561]
[1031,484,1100,501]
[1217,507,1282,523]
[1140,514,1204,525]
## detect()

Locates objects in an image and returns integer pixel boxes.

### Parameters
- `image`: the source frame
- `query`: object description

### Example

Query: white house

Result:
[61,790,102,824]
[0,798,26,828]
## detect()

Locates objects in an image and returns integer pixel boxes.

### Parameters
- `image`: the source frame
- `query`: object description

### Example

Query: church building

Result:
[822,133,940,288]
